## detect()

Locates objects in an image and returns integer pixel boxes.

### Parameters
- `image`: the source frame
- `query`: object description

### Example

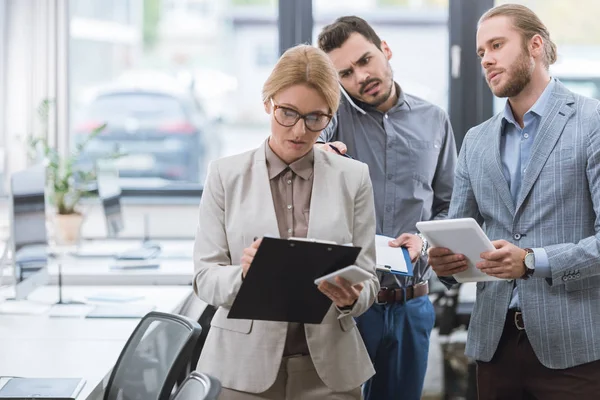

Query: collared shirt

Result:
[265,140,313,356]
[502,79,555,309]
[320,83,457,287]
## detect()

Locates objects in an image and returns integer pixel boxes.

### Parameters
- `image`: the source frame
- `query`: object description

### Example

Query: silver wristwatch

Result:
[416,233,428,257]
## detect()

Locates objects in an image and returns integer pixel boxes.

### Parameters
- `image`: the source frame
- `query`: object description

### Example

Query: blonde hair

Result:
[479,4,557,68]
[262,44,340,114]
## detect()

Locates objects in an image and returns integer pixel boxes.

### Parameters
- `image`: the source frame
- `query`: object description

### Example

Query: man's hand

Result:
[314,141,348,155]
[477,240,526,279]
[318,277,363,308]
[388,233,422,263]
[428,247,468,277]
[240,238,262,278]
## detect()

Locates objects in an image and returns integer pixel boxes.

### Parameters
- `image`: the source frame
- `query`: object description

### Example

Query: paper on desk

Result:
[375,235,410,274]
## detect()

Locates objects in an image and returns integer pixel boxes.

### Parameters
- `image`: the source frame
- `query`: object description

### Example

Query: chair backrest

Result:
[171,372,221,400]
[104,311,202,400]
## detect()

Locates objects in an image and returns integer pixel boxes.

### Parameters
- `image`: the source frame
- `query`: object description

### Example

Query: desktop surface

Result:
[0,285,194,400]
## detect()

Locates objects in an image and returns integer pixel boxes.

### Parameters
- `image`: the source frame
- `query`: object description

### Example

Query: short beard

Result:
[492,47,534,98]
[368,79,395,108]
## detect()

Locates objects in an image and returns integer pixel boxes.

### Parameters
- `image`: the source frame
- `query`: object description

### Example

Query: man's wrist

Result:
[521,248,535,279]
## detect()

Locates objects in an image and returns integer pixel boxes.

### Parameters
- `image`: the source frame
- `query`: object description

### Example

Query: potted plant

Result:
[27,100,122,245]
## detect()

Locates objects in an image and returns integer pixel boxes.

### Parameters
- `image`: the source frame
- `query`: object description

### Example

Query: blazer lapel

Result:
[482,116,515,215]
[515,91,575,212]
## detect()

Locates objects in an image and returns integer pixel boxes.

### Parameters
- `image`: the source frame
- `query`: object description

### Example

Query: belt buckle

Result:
[376,287,390,305]
[514,311,525,331]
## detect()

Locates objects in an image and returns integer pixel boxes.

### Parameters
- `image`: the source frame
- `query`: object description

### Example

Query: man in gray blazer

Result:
[429,4,600,399]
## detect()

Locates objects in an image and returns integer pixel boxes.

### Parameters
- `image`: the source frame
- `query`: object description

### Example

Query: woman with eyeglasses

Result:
[192,44,379,400]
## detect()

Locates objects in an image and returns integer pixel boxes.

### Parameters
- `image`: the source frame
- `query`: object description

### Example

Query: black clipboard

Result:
[228,237,362,324]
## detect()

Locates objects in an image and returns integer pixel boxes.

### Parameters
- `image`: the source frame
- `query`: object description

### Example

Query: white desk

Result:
[0,285,198,400]
[0,239,196,287]
[50,239,195,286]
[48,258,194,286]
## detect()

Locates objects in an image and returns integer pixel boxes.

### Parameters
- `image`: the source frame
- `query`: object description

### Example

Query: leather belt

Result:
[376,281,429,305]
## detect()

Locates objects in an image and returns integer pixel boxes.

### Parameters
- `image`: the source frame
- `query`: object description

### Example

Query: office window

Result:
[69,0,278,191]
[71,0,133,24]
[313,0,449,111]
[493,0,600,112]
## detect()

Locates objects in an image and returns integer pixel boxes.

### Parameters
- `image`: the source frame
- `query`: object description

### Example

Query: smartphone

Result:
[314,265,372,287]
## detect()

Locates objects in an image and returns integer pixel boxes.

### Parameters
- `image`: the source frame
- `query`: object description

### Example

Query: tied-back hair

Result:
[261,44,340,114]
[317,16,382,54]
[480,3,557,68]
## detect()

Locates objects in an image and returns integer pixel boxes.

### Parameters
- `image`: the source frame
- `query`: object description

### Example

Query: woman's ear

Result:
[264,100,271,114]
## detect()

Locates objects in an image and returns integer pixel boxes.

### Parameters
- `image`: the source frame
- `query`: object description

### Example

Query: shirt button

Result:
[387,173,393,180]
[287,228,292,234]
[287,180,292,185]
[513,233,522,240]
[287,205,292,210]
[524,133,529,139]
[385,114,389,119]
[386,206,392,212]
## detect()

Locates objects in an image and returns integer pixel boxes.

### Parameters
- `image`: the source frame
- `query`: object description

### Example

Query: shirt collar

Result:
[502,78,556,129]
[265,139,314,180]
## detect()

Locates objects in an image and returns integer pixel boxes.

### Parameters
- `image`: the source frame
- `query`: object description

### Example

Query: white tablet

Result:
[314,265,372,287]
[416,218,503,283]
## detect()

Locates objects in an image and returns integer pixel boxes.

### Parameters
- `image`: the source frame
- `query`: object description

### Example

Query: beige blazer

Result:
[193,141,379,393]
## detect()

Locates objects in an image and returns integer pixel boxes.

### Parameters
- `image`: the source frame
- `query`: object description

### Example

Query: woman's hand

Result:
[240,238,262,278]
[317,277,363,308]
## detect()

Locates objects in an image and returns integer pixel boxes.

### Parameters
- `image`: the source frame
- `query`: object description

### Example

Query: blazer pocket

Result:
[210,307,253,334]
[565,275,600,292]
[339,315,357,332]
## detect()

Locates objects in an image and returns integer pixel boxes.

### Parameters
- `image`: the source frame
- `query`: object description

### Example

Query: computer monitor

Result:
[9,164,49,300]
[96,159,124,238]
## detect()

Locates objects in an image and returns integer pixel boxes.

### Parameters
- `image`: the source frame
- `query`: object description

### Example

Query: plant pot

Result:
[54,213,84,245]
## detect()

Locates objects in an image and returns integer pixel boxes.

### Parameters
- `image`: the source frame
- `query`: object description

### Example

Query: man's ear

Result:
[381,40,393,61]
[264,100,271,114]
[529,34,544,60]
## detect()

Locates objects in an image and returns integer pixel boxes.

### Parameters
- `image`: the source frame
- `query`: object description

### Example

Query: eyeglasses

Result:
[270,99,332,132]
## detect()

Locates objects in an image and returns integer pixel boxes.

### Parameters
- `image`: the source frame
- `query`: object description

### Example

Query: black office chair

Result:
[170,371,221,400]
[104,311,202,400]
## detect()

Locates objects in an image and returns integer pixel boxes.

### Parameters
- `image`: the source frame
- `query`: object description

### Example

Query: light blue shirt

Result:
[501,78,555,309]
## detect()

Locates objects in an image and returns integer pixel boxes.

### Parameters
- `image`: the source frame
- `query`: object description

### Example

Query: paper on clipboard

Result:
[375,235,413,276]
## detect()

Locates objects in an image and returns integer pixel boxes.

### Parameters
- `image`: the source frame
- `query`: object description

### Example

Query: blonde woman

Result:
[192,44,379,399]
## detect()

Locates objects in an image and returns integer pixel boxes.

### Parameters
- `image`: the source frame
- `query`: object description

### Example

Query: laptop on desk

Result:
[0,377,85,399]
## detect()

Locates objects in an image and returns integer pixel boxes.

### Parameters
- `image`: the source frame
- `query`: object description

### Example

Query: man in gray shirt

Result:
[317,16,457,400]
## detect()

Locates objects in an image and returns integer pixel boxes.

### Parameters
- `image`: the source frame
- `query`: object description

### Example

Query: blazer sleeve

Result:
[543,104,600,286]
[341,163,379,317]
[193,160,244,308]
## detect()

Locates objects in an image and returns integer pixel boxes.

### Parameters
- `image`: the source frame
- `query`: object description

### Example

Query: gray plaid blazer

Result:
[446,80,600,369]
